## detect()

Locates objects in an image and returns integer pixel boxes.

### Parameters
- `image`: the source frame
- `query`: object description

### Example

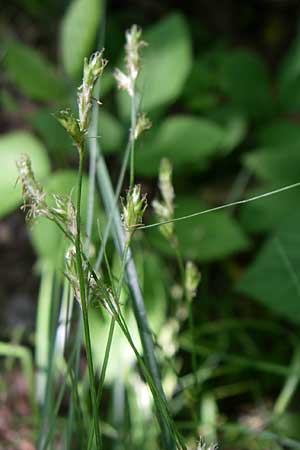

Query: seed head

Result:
[152,158,176,243]
[197,439,218,450]
[122,184,147,241]
[52,194,77,240]
[114,25,147,97]
[53,109,83,146]
[16,153,49,222]
[78,50,107,132]
[132,112,152,140]
[185,261,201,301]
[159,158,174,213]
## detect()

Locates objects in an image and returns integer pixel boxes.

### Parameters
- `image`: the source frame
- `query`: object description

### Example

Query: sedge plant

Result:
[17,26,193,450]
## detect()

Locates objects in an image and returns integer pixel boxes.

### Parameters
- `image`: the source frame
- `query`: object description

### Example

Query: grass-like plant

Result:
[14,19,300,450]
[16,25,201,450]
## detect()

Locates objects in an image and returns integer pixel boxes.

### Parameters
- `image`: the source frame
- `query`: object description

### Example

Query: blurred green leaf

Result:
[30,170,102,264]
[28,108,73,157]
[3,40,67,101]
[60,0,102,78]
[149,196,249,261]
[221,50,271,119]
[277,38,300,90]
[0,131,50,218]
[239,186,300,233]
[99,110,125,153]
[244,146,300,185]
[238,210,300,323]
[277,39,300,112]
[209,106,247,154]
[117,13,192,116]
[257,120,300,149]
[135,115,225,176]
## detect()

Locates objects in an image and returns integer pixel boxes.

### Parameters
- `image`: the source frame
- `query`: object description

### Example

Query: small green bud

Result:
[54,109,83,146]
[133,112,152,140]
[122,184,147,240]
[185,261,201,301]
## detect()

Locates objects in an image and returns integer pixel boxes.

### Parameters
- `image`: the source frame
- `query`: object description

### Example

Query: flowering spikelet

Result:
[152,158,175,242]
[52,194,77,240]
[78,50,108,132]
[114,25,146,97]
[64,246,81,305]
[55,50,107,148]
[17,154,78,241]
[196,439,218,450]
[16,153,49,222]
[122,184,147,241]
[53,109,82,146]
[64,246,96,307]
[132,112,152,140]
[97,287,120,319]
[185,261,201,301]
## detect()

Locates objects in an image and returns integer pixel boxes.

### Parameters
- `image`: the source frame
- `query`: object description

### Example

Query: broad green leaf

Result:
[89,251,167,382]
[237,210,300,323]
[277,38,300,89]
[244,146,300,185]
[117,13,192,116]
[99,110,125,153]
[182,47,228,112]
[208,106,247,154]
[257,120,300,149]
[30,170,102,264]
[277,39,300,112]
[135,115,225,176]
[221,50,271,119]
[239,186,300,233]
[0,131,50,218]
[3,40,67,101]
[60,0,102,78]
[149,196,249,262]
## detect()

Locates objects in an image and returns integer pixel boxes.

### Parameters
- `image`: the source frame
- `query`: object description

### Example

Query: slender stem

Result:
[96,153,176,449]
[173,242,198,423]
[129,90,137,190]
[75,148,102,450]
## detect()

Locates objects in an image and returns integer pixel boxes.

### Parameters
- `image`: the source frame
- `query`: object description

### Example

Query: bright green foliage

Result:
[238,210,300,323]
[0,131,50,218]
[135,115,225,176]
[60,0,102,78]
[3,40,67,101]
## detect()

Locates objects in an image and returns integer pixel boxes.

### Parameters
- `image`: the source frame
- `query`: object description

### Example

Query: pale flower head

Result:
[78,50,107,132]
[132,112,152,140]
[122,184,147,241]
[114,24,147,97]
